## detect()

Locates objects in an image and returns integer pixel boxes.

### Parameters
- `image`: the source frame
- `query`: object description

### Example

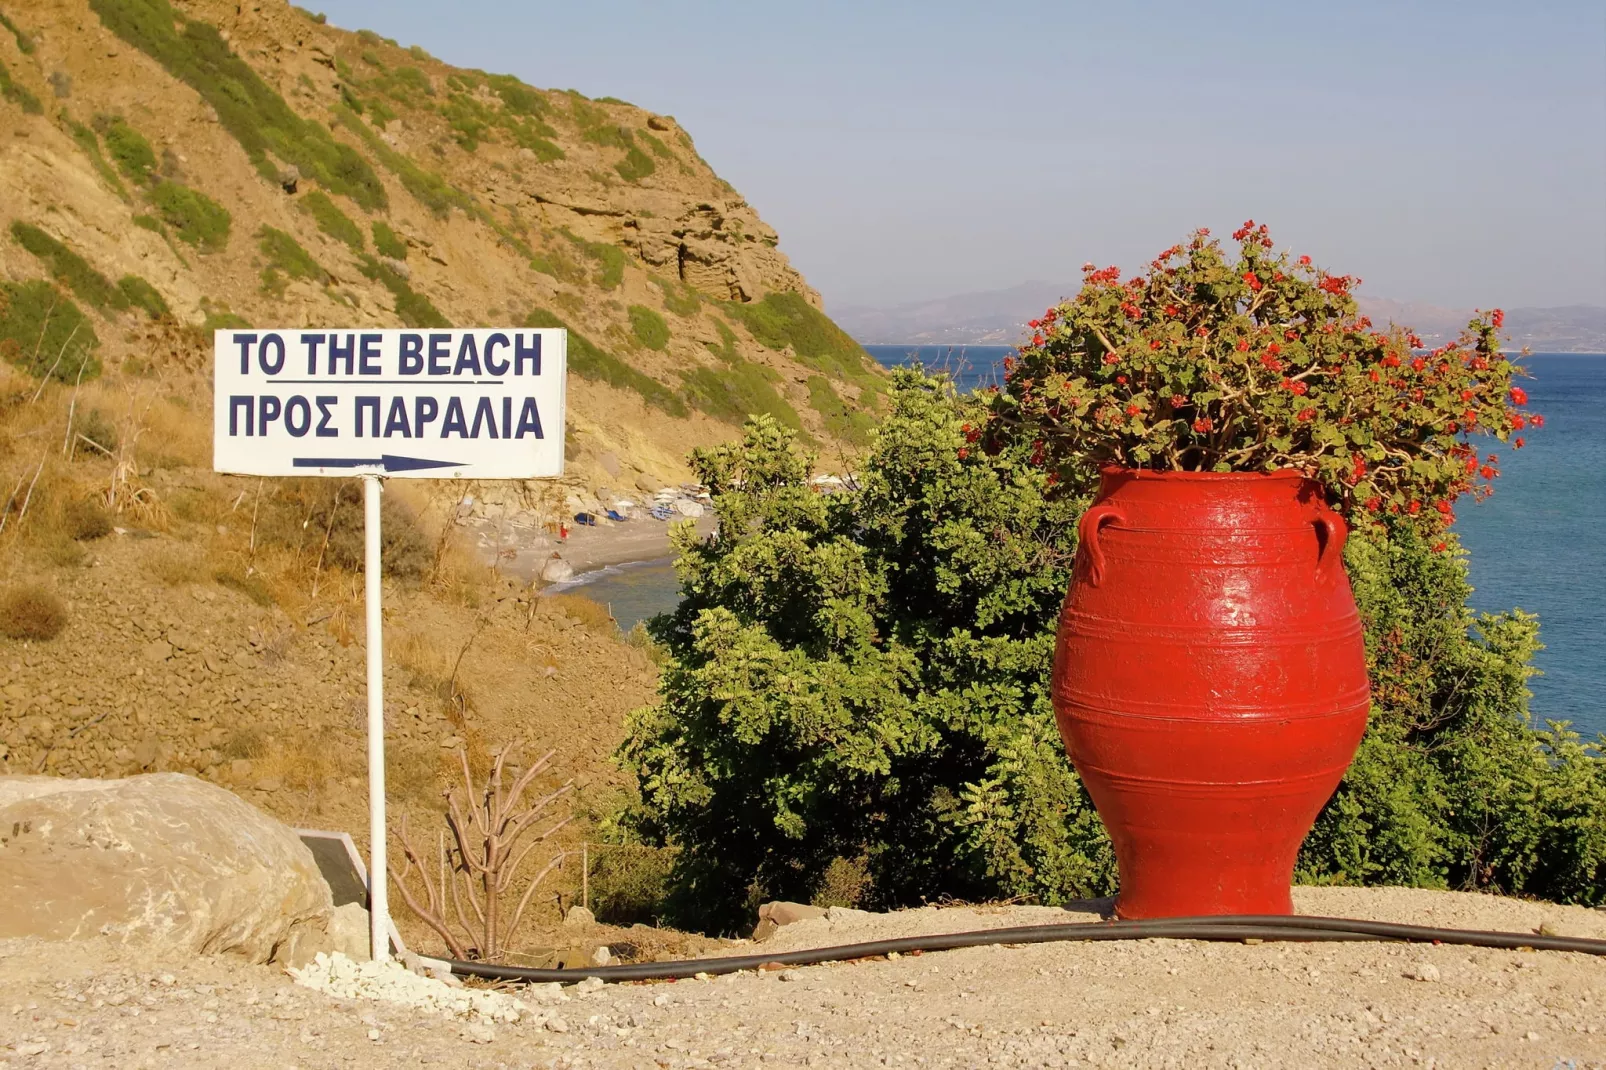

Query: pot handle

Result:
[1078,504,1126,587]
[1314,506,1347,584]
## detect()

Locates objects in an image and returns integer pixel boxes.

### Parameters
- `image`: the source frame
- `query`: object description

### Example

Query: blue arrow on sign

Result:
[293,455,463,473]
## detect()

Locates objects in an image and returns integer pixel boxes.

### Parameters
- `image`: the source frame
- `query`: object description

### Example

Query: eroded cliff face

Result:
[0,0,875,504]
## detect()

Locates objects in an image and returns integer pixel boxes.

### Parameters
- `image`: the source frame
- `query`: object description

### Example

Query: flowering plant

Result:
[992,223,1539,531]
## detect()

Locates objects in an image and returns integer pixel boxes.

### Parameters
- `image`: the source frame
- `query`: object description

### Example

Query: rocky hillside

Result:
[0,0,882,507]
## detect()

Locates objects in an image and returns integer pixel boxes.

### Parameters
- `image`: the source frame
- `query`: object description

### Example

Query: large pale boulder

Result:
[0,773,333,963]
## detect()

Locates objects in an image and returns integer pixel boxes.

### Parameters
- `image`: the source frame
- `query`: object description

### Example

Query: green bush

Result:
[0,9,37,54]
[525,308,686,418]
[358,255,448,328]
[561,231,627,290]
[372,220,407,260]
[67,121,129,199]
[807,375,875,447]
[0,279,101,381]
[0,585,67,640]
[0,56,41,114]
[614,145,655,183]
[680,322,800,430]
[654,277,700,317]
[298,190,364,251]
[257,226,327,294]
[89,0,387,209]
[334,105,468,218]
[628,305,669,350]
[97,115,157,184]
[619,370,1606,934]
[149,181,230,250]
[725,291,881,390]
[10,222,129,314]
[117,274,169,319]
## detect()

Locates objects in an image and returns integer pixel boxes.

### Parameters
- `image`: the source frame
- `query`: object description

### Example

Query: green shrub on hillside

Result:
[298,190,364,251]
[525,308,686,418]
[441,92,490,150]
[639,130,674,160]
[561,231,627,290]
[614,145,655,183]
[334,105,468,218]
[372,220,407,260]
[358,254,448,328]
[200,307,249,331]
[654,277,700,317]
[628,305,669,350]
[66,120,129,199]
[149,181,230,250]
[680,318,801,430]
[0,56,41,114]
[0,9,37,54]
[619,371,1606,933]
[97,115,157,184]
[10,222,129,314]
[806,375,875,447]
[726,291,881,390]
[257,226,327,295]
[117,274,169,319]
[0,279,101,381]
[89,0,387,209]
[529,244,585,284]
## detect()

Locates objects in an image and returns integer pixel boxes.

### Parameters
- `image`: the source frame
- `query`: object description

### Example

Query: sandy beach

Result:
[463,512,718,584]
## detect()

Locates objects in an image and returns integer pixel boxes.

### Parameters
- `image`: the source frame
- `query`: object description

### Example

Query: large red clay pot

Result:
[1052,467,1369,918]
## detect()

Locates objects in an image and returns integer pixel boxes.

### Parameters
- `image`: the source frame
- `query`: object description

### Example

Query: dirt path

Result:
[2,887,1602,1069]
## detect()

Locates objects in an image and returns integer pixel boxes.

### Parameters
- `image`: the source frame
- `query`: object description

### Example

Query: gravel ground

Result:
[2,887,1602,1069]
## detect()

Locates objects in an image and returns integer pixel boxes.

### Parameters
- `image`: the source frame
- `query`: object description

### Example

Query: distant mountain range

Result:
[834,283,1606,353]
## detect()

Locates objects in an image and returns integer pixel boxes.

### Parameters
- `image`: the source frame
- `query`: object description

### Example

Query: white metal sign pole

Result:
[363,473,389,963]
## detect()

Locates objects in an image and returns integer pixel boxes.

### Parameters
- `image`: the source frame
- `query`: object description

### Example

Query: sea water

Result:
[564,345,1604,739]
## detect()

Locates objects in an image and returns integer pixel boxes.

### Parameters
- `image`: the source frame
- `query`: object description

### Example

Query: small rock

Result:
[778,969,804,983]
[1407,962,1440,982]
[564,905,595,927]
[230,759,252,779]
[590,945,611,966]
[463,1023,495,1044]
[366,1028,380,1041]
[546,1016,569,1033]
[253,778,282,793]
[575,977,604,992]
[141,640,173,663]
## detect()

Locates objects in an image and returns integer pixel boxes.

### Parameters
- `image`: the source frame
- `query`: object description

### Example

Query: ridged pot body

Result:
[1052,467,1369,918]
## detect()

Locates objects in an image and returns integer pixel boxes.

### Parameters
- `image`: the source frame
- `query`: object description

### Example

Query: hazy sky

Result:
[316,1,1605,311]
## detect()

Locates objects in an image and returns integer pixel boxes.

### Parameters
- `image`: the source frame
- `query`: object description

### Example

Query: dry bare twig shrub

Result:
[390,743,573,961]
[0,584,68,640]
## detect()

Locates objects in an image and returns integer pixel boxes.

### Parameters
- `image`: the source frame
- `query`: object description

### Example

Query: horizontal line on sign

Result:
[263,379,509,385]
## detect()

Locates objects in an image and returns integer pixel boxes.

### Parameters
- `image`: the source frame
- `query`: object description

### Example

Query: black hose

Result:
[446,912,1606,985]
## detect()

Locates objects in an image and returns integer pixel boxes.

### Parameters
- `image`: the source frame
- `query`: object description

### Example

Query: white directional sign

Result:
[213,328,566,478]
[212,325,567,966]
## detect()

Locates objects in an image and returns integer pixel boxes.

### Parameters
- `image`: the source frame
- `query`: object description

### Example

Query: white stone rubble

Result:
[288,952,535,1024]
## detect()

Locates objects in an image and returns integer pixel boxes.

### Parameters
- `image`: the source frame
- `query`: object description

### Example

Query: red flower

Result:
[1281,378,1307,395]
[1235,339,1250,353]
[1436,500,1453,515]
[1296,407,1316,422]
[1266,343,1281,356]
[1125,404,1141,417]
[1297,255,1311,266]
[1407,500,1421,514]
[1170,394,1186,407]
[1116,375,1128,384]
[1193,417,1213,433]
[1491,309,1505,329]
[1028,319,1040,329]
[1102,353,1121,365]
[1195,327,1209,337]
[1510,386,1528,405]
[1531,414,1545,427]
[1432,541,1448,553]
[1149,340,1163,350]
[1514,437,1526,448]
[1243,272,1263,292]
[1284,330,1298,341]
[1411,358,1426,372]
[957,447,968,459]
[1480,465,1496,479]
[1460,389,1475,402]
[1032,334,1044,346]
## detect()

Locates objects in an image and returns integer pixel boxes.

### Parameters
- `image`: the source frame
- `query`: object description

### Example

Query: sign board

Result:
[212,326,567,966]
[213,328,566,478]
